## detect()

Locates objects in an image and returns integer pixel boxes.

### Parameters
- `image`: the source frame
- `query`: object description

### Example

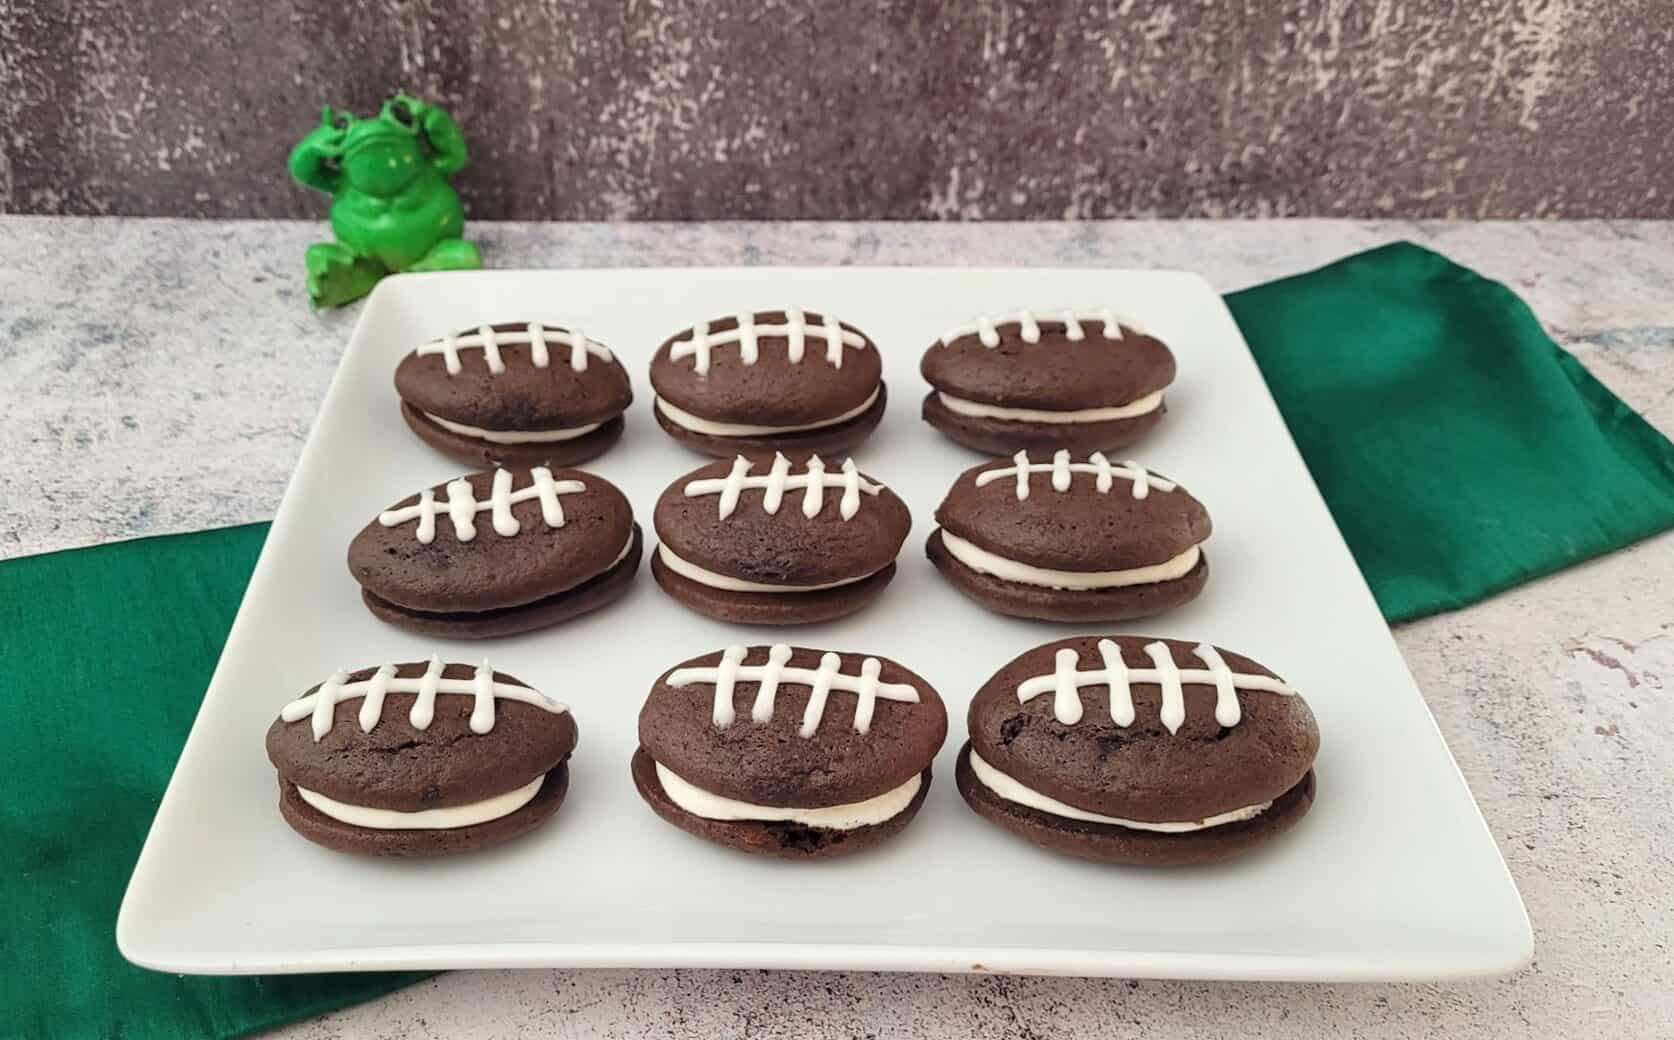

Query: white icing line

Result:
[415,323,613,374]
[967,751,1270,833]
[279,654,566,741]
[422,411,606,445]
[378,467,586,543]
[1014,641,1293,733]
[1195,643,1242,727]
[936,389,1164,424]
[938,309,1142,347]
[654,762,922,831]
[750,644,794,723]
[656,542,875,593]
[975,450,1175,501]
[477,325,503,374]
[297,773,547,831]
[527,322,549,368]
[652,387,879,437]
[707,645,747,727]
[1147,641,1186,734]
[667,644,919,736]
[1051,649,1083,725]
[939,531,1201,590]
[668,310,867,375]
[682,453,883,522]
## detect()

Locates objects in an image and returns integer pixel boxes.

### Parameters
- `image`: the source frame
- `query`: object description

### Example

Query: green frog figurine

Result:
[287,94,482,308]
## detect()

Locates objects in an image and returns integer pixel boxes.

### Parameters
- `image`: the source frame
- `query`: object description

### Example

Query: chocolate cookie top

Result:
[650,310,882,425]
[968,636,1317,823]
[655,453,910,586]
[921,310,1175,410]
[640,645,947,808]
[349,466,635,612]
[396,322,633,429]
[936,451,1209,570]
[266,658,577,812]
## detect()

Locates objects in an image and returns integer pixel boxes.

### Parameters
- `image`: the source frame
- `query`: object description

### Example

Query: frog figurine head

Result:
[333,96,433,198]
[287,93,482,308]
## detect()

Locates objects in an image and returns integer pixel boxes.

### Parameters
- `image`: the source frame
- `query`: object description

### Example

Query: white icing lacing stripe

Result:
[1015,640,1293,734]
[279,655,567,742]
[682,453,883,521]
[667,644,920,737]
[668,310,868,375]
[378,467,586,544]
[938,309,1144,347]
[416,322,614,375]
[975,449,1175,501]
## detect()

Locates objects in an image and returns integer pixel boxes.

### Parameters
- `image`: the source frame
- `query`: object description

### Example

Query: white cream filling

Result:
[297,773,546,831]
[656,541,874,593]
[654,387,879,437]
[422,410,604,444]
[598,533,637,573]
[968,752,1270,833]
[937,389,1164,424]
[655,761,921,830]
[940,529,1201,590]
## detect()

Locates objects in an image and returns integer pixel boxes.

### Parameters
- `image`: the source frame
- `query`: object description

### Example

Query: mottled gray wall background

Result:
[1,0,1669,219]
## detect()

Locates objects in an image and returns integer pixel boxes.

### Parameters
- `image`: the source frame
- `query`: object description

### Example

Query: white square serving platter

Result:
[118,266,1531,980]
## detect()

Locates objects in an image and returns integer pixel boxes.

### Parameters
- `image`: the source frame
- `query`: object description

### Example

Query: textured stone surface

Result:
[3,218,1672,1036]
[2,2,1672,219]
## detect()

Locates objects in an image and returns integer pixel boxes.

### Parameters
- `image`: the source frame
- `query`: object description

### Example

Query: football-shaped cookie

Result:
[958,636,1318,866]
[651,453,910,624]
[266,658,578,857]
[920,309,1175,455]
[927,450,1210,621]
[348,465,641,638]
[649,309,886,456]
[396,321,633,467]
[633,644,947,858]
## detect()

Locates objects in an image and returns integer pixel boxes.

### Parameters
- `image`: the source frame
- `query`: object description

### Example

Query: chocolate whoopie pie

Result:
[927,450,1210,621]
[958,636,1318,866]
[649,309,886,456]
[921,309,1175,454]
[633,644,947,858]
[266,657,577,857]
[651,453,911,624]
[348,465,641,638]
[396,321,633,467]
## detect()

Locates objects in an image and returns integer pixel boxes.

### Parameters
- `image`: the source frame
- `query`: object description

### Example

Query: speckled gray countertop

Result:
[3,218,1671,1038]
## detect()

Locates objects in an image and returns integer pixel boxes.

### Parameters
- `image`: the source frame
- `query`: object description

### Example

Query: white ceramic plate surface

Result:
[117,267,1530,979]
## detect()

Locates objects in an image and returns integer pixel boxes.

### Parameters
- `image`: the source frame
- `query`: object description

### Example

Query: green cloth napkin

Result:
[3,241,1673,1040]
[0,525,429,1040]
[1226,241,1674,621]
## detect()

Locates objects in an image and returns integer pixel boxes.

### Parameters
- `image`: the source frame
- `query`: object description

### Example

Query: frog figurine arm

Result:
[287,95,481,309]
[407,97,468,177]
[287,106,350,194]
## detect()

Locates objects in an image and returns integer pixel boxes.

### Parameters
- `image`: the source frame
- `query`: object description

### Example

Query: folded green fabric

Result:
[1227,241,1674,621]
[0,526,428,1040]
[4,240,1672,1040]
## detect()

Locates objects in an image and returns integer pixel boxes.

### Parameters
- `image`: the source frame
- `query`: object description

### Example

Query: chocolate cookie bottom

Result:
[363,525,643,638]
[277,765,570,857]
[655,382,888,458]
[650,550,895,625]
[926,528,1207,621]
[921,389,1165,456]
[631,748,930,859]
[401,402,626,468]
[955,743,1314,866]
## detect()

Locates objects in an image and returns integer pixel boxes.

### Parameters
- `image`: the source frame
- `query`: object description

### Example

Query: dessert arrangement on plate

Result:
[264,304,1322,867]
